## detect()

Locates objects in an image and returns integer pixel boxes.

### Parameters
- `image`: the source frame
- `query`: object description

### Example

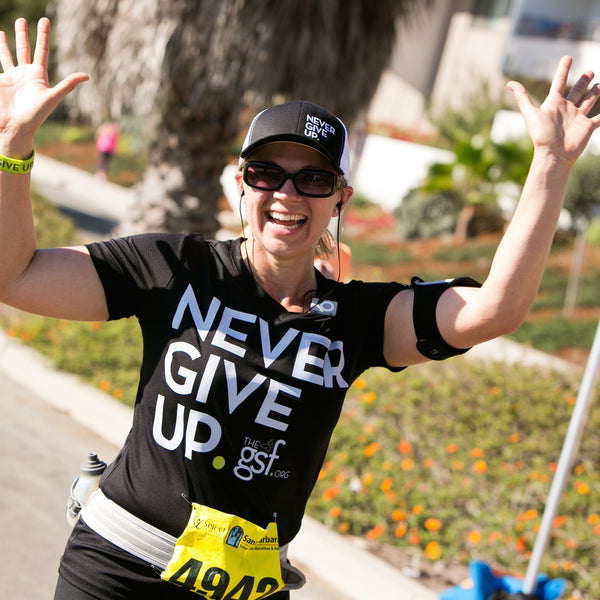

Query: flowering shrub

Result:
[308,360,600,599]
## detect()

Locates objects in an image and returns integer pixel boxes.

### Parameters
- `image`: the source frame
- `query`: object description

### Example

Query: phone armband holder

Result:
[411,276,481,361]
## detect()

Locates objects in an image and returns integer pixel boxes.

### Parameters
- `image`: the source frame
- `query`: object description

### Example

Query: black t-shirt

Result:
[59,234,406,597]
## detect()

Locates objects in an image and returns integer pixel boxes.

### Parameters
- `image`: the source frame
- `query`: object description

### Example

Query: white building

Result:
[354,0,600,210]
[368,0,600,134]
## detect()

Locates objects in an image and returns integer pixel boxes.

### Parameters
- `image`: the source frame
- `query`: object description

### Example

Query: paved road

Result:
[0,372,118,599]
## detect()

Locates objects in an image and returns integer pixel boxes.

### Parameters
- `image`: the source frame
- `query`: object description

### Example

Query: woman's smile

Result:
[265,210,308,230]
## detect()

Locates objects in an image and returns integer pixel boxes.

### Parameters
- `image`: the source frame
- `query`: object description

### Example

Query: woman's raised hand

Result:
[0,17,88,156]
[507,56,600,166]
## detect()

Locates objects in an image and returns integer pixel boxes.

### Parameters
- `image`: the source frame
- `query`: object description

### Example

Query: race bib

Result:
[162,503,284,599]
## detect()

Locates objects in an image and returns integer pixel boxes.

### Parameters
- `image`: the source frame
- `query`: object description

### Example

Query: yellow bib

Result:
[162,503,284,599]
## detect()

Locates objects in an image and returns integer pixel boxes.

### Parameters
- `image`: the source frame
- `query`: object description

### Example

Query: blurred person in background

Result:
[95,120,120,179]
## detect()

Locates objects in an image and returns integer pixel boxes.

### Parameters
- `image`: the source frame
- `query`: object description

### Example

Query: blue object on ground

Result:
[440,561,566,600]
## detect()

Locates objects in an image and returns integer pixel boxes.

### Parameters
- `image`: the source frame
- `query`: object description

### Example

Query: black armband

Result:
[411,276,481,361]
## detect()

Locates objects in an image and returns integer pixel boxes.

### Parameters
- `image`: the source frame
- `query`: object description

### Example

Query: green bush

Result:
[510,318,598,353]
[395,188,462,239]
[308,361,600,599]
[349,241,414,266]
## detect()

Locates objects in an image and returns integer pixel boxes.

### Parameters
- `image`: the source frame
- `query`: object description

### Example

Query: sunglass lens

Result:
[245,163,284,190]
[295,170,335,196]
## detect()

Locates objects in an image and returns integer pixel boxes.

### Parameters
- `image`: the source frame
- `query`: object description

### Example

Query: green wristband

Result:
[0,150,35,174]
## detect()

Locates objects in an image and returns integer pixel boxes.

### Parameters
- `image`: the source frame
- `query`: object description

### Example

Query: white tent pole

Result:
[522,319,600,595]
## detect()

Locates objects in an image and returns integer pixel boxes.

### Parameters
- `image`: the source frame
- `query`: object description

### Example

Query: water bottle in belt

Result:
[66,452,107,527]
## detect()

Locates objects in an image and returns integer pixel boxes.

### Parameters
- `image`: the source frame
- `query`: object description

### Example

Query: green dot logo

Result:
[212,456,226,470]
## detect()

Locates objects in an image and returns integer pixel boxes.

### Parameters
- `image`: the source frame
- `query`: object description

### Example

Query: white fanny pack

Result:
[80,490,306,591]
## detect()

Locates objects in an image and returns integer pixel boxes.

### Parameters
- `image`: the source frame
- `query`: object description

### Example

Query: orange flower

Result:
[339,522,350,533]
[447,443,458,454]
[363,391,377,404]
[575,480,590,495]
[334,472,347,484]
[566,538,578,549]
[409,530,421,545]
[353,378,368,390]
[566,396,576,406]
[363,472,374,486]
[99,380,111,392]
[424,458,435,469]
[391,509,406,522]
[90,321,101,330]
[471,448,484,458]
[366,524,385,540]
[364,442,381,457]
[473,460,488,473]
[519,509,538,522]
[553,515,567,528]
[509,433,520,443]
[397,440,412,455]
[329,507,342,518]
[452,460,464,471]
[587,513,599,525]
[322,486,339,502]
[380,477,393,492]
[489,385,500,395]
[424,518,442,532]
[425,541,442,560]
[574,463,585,475]
[488,531,503,543]
[112,389,123,400]
[515,536,528,554]
[317,469,326,480]
[394,522,408,538]
[467,530,482,544]
[412,504,424,515]
[401,458,414,471]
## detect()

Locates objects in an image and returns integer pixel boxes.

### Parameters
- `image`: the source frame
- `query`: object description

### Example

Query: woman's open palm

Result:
[508,56,600,165]
[0,18,88,144]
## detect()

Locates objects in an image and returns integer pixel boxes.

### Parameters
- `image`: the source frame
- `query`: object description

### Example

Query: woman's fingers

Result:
[578,82,600,115]
[567,71,595,106]
[0,30,15,72]
[32,17,50,70]
[14,18,31,65]
[548,55,572,97]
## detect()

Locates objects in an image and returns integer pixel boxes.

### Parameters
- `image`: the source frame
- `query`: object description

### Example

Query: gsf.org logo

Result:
[233,439,288,482]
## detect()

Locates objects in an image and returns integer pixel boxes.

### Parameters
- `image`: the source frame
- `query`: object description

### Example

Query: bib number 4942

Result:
[166,558,281,600]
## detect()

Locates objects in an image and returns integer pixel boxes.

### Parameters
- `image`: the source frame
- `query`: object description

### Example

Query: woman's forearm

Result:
[0,137,38,294]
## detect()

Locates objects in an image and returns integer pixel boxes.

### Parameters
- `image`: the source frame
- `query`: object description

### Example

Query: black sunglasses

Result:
[242,161,344,198]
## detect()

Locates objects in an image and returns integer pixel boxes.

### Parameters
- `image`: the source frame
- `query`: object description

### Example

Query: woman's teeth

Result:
[267,211,307,227]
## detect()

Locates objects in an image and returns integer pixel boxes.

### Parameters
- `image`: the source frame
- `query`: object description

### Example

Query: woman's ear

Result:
[235,169,244,198]
[333,186,353,216]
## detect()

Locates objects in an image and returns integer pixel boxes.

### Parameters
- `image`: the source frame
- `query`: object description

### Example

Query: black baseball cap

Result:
[239,101,351,183]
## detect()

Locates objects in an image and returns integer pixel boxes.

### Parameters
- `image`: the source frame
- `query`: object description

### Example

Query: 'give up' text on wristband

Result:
[0,150,35,174]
